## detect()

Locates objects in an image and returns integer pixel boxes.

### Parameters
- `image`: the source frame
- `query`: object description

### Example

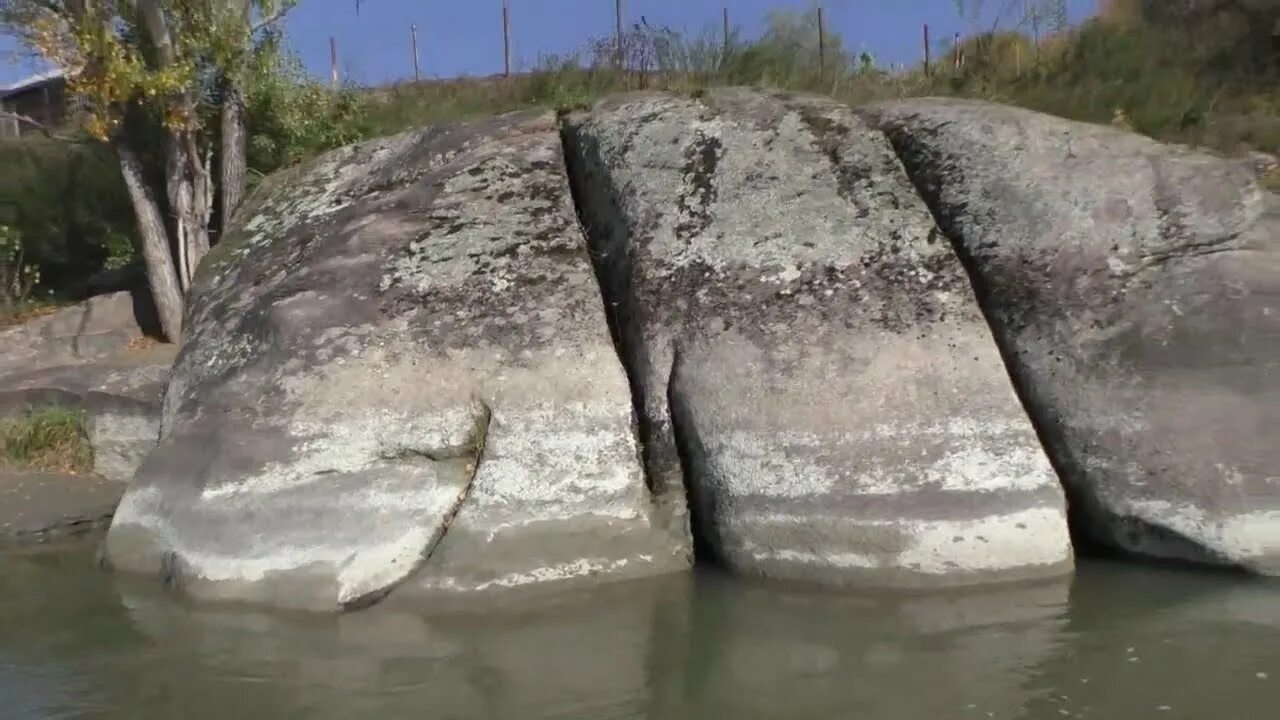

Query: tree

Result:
[1019,0,1069,49]
[725,4,850,86]
[0,1,291,342]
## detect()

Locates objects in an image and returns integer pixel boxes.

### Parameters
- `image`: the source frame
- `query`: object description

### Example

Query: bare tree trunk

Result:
[118,143,184,343]
[138,0,211,289]
[219,0,251,227]
[220,83,247,225]
[186,132,213,271]
[164,131,213,290]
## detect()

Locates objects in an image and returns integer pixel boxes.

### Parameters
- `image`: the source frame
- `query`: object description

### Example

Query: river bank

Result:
[0,470,123,545]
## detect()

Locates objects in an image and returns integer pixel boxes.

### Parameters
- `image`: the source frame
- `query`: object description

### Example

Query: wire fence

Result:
[321,2,976,91]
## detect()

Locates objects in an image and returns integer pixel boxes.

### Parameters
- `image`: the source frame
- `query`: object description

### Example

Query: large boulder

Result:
[563,89,1071,588]
[871,98,1280,571]
[104,111,690,611]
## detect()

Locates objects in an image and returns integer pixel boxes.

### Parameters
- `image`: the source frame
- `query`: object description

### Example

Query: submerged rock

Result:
[104,111,690,611]
[0,470,125,544]
[872,98,1280,572]
[563,89,1071,588]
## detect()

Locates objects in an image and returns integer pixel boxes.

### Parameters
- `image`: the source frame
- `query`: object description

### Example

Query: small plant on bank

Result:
[0,407,93,475]
[0,224,61,329]
[1261,166,1280,193]
[0,225,40,313]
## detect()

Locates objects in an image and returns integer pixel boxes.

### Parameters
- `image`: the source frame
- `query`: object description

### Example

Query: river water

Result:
[1,544,1277,720]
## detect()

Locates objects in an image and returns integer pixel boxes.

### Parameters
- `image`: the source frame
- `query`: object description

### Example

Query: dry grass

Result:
[0,408,94,475]
[0,300,63,329]
[125,335,161,353]
[1260,166,1280,193]
[353,9,1280,160]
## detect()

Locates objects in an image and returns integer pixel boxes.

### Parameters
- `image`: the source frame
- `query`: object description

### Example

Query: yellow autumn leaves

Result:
[25,6,224,141]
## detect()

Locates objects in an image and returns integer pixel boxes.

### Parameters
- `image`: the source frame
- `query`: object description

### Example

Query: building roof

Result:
[0,69,65,98]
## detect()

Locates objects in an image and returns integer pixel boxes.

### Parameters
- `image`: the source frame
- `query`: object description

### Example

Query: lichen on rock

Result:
[563,88,1071,589]
[105,110,690,611]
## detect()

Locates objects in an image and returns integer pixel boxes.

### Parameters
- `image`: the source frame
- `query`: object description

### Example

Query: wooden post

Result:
[330,36,339,89]
[923,24,931,77]
[817,6,826,79]
[502,0,511,77]
[615,0,624,70]
[723,7,730,56]
[411,24,421,82]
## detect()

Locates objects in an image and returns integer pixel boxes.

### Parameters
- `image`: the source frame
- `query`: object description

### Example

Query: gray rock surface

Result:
[870,97,1280,572]
[105,110,690,611]
[0,470,125,544]
[0,294,173,483]
[564,89,1071,588]
[0,292,146,375]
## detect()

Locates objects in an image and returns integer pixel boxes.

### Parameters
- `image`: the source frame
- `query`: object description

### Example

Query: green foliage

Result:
[722,6,850,87]
[0,138,138,297]
[951,0,1280,152]
[243,46,370,176]
[101,228,139,271]
[0,224,40,310]
[358,61,626,138]
[0,407,92,475]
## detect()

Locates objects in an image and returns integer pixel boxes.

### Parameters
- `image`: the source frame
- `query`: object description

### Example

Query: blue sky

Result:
[2,1,1098,87]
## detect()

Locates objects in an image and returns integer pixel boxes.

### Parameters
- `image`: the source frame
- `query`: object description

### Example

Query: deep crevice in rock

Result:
[665,349,727,569]
[870,115,1246,572]
[870,117,1105,559]
[558,116,715,566]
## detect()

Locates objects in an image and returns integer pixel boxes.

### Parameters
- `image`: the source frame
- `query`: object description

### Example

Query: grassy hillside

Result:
[360,2,1280,158]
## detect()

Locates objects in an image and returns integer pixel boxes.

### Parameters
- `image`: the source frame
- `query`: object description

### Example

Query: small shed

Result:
[0,70,68,139]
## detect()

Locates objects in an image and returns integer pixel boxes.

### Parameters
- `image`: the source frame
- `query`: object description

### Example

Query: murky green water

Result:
[2,545,1277,720]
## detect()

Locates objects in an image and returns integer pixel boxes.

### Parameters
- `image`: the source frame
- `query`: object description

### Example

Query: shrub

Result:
[0,225,39,311]
[0,138,138,297]
[244,46,371,178]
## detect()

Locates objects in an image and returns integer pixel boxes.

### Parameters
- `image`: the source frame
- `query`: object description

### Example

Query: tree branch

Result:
[251,3,291,33]
[0,110,90,143]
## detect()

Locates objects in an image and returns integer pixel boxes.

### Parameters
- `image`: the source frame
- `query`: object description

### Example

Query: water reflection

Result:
[670,575,1070,719]
[1,545,1277,720]
[1017,562,1280,720]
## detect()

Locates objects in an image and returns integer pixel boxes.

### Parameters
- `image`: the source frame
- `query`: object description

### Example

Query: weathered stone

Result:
[0,292,170,483]
[564,88,1071,588]
[0,332,173,483]
[105,111,690,611]
[0,291,147,375]
[870,97,1280,572]
[0,470,125,544]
